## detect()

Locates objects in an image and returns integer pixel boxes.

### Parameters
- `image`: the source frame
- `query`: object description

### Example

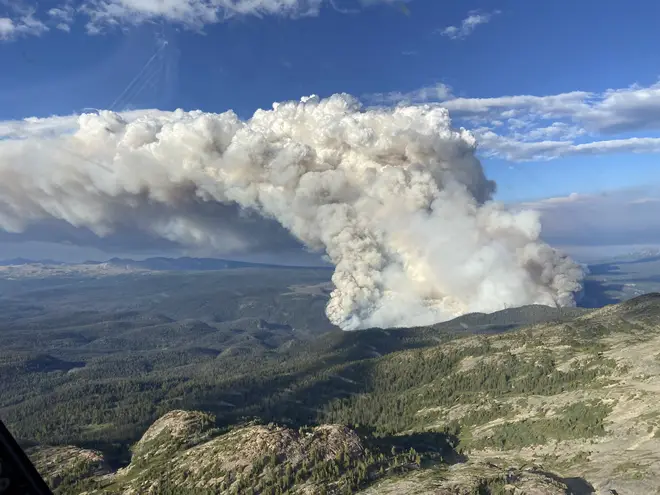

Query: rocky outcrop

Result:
[130,409,219,462]
[27,445,110,489]
[32,411,581,494]
[50,412,370,493]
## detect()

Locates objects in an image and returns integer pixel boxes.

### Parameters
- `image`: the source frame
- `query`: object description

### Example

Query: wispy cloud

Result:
[1,0,403,39]
[48,4,75,32]
[0,9,48,40]
[439,9,500,40]
[439,81,660,135]
[365,83,453,105]
[365,79,660,161]
[475,131,660,161]
[0,18,14,39]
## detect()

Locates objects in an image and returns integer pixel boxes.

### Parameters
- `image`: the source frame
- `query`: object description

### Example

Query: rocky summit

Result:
[30,410,574,495]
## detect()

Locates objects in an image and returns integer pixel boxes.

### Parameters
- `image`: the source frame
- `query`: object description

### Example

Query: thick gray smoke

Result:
[0,94,584,329]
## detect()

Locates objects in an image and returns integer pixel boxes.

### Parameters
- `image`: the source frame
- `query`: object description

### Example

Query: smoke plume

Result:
[0,94,584,329]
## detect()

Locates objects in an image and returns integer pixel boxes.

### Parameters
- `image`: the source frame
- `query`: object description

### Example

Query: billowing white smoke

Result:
[0,94,584,329]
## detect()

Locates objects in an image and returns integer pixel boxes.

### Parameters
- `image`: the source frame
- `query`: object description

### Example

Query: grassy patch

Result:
[613,461,651,480]
[543,451,591,472]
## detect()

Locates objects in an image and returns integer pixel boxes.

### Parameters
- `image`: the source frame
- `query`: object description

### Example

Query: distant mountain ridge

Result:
[623,247,660,259]
[0,257,66,266]
[3,248,659,272]
[589,247,660,264]
[0,256,332,271]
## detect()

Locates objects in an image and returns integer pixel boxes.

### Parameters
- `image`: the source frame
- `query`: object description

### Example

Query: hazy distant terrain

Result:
[581,250,660,308]
[0,265,335,329]
[3,248,659,302]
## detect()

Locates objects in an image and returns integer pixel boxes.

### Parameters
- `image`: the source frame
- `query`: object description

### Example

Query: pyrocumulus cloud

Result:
[0,94,584,329]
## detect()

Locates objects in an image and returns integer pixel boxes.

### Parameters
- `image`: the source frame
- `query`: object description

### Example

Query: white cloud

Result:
[474,130,660,161]
[80,0,403,32]
[441,91,591,117]
[580,81,660,134]
[523,122,585,142]
[0,18,15,39]
[530,192,584,205]
[48,5,75,31]
[436,81,660,136]
[0,0,399,38]
[0,10,48,40]
[365,79,660,161]
[365,83,453,105]
[439,9,500,40]
[81,0,226,33]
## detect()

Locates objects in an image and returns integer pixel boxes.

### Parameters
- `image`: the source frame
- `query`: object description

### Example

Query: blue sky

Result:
[1,0,660,261]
